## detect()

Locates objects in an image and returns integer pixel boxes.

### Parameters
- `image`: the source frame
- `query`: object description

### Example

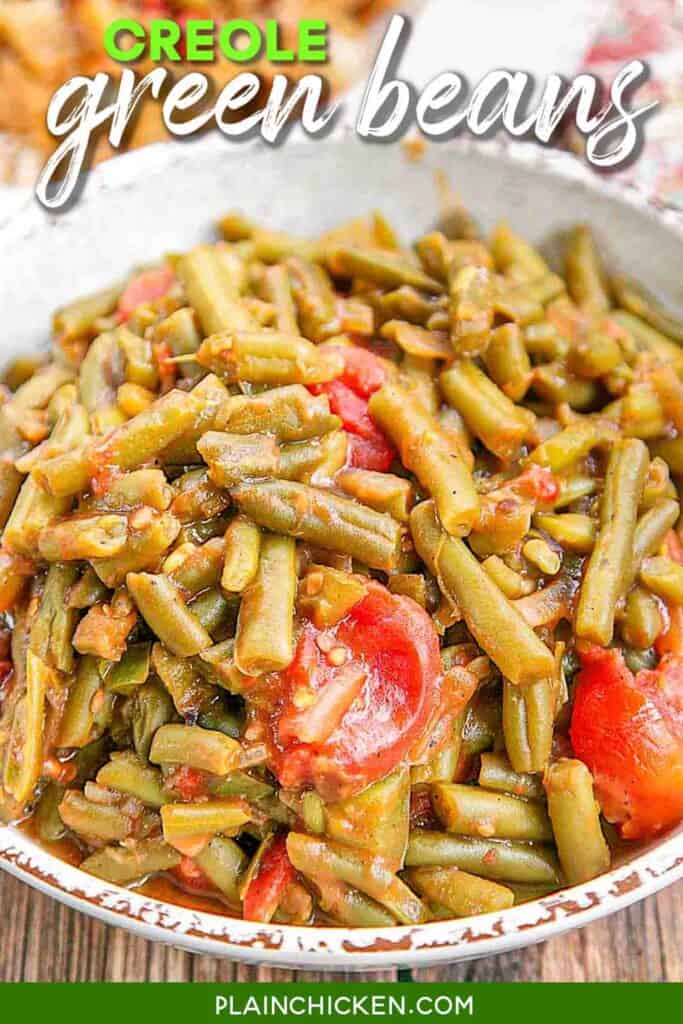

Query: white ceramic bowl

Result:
[1,135,682,970]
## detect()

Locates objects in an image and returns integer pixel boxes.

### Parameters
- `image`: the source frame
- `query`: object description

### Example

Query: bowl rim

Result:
[2,133,683,968]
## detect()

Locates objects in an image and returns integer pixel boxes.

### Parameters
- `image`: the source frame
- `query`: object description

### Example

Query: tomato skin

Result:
[117,266,175,322]
[571,645,683,840]
[511,465,559,506]
[242,834,296,923]
[268,583,442,800]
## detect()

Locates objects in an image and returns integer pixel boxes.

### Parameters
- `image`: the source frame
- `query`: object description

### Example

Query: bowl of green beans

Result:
[0,134,682,969]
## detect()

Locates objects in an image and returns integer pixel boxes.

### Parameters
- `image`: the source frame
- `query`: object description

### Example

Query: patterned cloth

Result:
[581,0,683,211]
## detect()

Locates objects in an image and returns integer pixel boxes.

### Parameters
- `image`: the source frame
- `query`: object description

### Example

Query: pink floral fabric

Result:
[581,0,683,210]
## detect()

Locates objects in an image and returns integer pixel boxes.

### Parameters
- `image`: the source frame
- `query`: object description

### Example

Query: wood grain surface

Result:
[0,871,681,982]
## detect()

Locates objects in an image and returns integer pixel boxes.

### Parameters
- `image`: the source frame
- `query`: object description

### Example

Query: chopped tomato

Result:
[117,266,175,322]
[511,465,559,506]
[309,379,395,471]
[571,645,683,840]
[167,765,210,802]
[171,856,213,894]
[336,345,390,398]
[242,834,296,923]
[346,433,395,472]
[267,582,443,800]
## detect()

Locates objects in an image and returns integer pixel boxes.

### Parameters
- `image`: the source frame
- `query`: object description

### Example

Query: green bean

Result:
[2,650,48,807]
[649,439,683,477]
[97,751,168,807]
[232,479,405,572]
[262,264,299,334]
[324,767,409,872]
[432,783,553,842]
[380,320,451,360]
[279,432,348,483]
[210,771,273,801]
[159,374,230,466]
[57,656,109,749]
[405,866,514,917]
[478,751,545,800]
[315,878,397,927]
[29,564,79,673]
[576,439,649,645]
[195,836,248,905]
[640,556,683,604]
[481,556,534,599]
[612,275,683,343]
[79,330,124,412]
[218,212,316,262]
[482,322,532,402]
[59,790,132,842]
[53,284,122,339]
[81,838,180,884]
[92,511,180,588]
[218,517,260,594]
[286,832,426,925]
[102,642,151,695]
[176,244,254,335]
[126,572,213,657]
[491,222,549,279]
[533,513,596,553]
[33,782,67,843]
[336,468,414,522]
[411,716,463,785]
[448,264,495,356]
[502,678,555,775]
[197,331,344,386]
[532,364,599,411]
[130,678,177,760]
[440,360,534,462]
[620,587,663,648]
[38,514,128,561]
[410,501,554,684]
[544,759,610,885]
[613,311,683,376]
[161,799,250,842]
[216,385,340,443]
[170,469,231,525]
[287,257,341,342]
[564,225,611,312]
[406,830,560,885]
[235,534,296,675]
[376,286,446,326]
[169,537,224,597]
[150,723,240,775]
[92,469,173,513]
[153,307,202,380]
[188,587,234,637]
[198,430,280,487]
[369,383,478,537]
[324,246,443,294]
[632,499,680,571]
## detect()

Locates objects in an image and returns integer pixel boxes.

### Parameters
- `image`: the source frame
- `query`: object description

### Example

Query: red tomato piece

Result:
[511,465,559,506]
[571,645,683,840]
[336,345,390,398]
[171,856,213,894]
[168,765,210,802]
[242,834,296,923]
[346,433,395,472]
[267,583,442,800]
[117,266,175,322]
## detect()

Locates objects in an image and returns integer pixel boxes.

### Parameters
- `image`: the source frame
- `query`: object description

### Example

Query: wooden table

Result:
[1,871,681,982]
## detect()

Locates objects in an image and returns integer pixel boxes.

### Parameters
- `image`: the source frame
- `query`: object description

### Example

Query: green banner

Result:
[0,982,679,1020]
